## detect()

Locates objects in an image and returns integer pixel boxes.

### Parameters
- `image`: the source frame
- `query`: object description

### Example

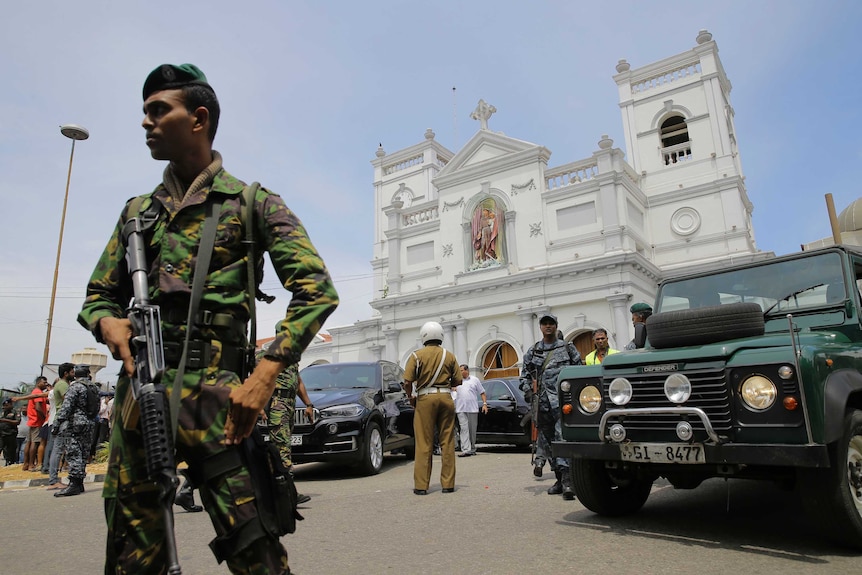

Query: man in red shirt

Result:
[20,377,48,471]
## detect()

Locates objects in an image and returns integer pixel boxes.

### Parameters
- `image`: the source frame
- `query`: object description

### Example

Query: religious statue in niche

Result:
[471,199,504,269]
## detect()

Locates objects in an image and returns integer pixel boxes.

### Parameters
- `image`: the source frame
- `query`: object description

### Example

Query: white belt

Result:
[417,386,451,396]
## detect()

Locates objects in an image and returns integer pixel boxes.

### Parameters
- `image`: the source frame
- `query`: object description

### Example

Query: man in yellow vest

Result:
[584,328,619,365]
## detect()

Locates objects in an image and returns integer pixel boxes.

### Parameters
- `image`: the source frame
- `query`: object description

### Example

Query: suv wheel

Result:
[571,459,653,516]
[799,409,862,549]
[358,421,384,475]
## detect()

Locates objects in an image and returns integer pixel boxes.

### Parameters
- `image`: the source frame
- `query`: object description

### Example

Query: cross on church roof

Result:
[471,99,496,130]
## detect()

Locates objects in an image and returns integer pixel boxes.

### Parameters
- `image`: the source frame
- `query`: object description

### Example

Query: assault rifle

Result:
[122,216,182,575]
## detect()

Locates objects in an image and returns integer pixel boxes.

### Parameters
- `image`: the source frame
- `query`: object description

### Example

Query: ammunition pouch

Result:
[191,428,302,564]
[162,340,243,373]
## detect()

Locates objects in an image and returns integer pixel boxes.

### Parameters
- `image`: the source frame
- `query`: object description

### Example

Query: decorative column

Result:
[383,200,404,295]
[516,309,541,352]
[504,210,517,268]
[442,322,455,354]
[452,318,468,365]
[607,294,631,349]
[384,329,400,363]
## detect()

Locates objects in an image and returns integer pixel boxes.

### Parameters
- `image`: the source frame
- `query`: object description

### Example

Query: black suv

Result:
[554,246,862,549]
[291,361,415,475]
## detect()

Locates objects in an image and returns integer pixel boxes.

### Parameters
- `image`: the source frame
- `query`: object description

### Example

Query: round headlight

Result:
[741,375,776,410]
[664,373,691,404]
[608,378,633,406]
[579,385,602,413]
[560,380,571,393]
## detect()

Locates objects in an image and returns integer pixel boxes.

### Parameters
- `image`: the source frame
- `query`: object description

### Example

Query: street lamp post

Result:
[42,124,89,369]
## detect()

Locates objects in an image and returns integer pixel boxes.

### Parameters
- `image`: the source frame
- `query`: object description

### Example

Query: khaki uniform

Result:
[404,344,462,491]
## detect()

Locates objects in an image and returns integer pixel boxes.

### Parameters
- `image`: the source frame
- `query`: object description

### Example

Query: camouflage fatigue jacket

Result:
[519,340,582,410]
[77,167,339,365]
[54,379,94,436]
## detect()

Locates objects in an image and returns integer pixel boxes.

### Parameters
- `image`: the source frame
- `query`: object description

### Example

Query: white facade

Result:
[300,30,771,375]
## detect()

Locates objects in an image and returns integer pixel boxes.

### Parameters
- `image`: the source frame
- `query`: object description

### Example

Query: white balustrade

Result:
[403,206,439,226]
[661,142,692,165]
[383,153,425,175]
[545,160,599,190]
[632,62,701,94]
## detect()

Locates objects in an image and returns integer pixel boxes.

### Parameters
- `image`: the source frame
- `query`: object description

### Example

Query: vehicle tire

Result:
[648,303,764,349]
[571,459,653,516]
[357,421,384,476]
[798,409,862,550]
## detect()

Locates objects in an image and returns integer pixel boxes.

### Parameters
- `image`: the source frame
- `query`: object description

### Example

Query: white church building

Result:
[299,29,771,378]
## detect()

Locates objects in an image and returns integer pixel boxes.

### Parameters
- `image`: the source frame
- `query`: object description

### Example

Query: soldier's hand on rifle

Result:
[223,357,280,445]
[99,317,135,376]
[524,388,534,404]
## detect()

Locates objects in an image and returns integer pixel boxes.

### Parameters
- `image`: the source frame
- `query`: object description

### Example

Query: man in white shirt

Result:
[453,365,488,457]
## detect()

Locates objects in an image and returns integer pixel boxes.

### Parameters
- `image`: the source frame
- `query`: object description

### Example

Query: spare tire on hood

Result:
[647,302,764,349]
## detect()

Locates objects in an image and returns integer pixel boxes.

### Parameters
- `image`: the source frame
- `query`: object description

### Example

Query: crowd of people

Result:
[0,364,114,497]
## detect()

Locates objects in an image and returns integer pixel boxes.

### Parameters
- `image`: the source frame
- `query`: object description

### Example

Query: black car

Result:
[473,377,532,447]
[292,361,415,475]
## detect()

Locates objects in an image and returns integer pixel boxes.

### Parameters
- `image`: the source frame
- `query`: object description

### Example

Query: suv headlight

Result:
[579,385,602,413]
[318,403,365,418]
[664,373,691,404]
[608,378,633,406]
[740,375,776,410]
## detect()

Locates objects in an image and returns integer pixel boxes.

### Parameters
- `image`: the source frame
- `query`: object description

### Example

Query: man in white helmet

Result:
[403,321,462,495]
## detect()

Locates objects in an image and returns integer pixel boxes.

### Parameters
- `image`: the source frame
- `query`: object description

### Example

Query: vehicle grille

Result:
[294,409,314,427]
[603,366,732,435]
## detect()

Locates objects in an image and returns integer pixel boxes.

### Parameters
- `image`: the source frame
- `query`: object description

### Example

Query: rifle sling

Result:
[170,199,219,440]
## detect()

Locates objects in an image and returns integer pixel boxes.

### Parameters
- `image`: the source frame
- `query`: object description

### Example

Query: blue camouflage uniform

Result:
[519,340,581,470]
[53,378,95,481]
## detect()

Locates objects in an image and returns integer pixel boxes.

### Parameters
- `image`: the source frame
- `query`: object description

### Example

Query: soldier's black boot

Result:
[561,468,575,500]
[547,469,563,495]
[175,478,203,512]
[54,477,84,497]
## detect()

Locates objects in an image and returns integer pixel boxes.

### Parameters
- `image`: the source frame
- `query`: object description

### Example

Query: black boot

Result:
[297,493,311,505]
[54,477,84,497]
[561,468,575,500]
[175,478,203,512]
[547,469,563,495]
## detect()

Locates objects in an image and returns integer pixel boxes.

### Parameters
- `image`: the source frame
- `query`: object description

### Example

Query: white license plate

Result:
[620,442,705,464]
[291,435,303,446]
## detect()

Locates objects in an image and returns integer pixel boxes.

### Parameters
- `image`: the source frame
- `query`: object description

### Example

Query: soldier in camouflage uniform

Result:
[51,365,96,497]
[77,63,338,575]
[519,314,581,500]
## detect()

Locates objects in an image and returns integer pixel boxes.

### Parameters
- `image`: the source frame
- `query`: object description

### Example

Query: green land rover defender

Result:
[553,245,862,549]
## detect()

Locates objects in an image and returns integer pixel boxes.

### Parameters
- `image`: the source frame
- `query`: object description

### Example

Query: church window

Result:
[481,341,519,378]
[660,116,691,165]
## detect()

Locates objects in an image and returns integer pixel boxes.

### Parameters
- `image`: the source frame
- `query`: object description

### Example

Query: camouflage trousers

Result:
[268,395,296,468]
[103,365,289,575]
[60,425,93,480]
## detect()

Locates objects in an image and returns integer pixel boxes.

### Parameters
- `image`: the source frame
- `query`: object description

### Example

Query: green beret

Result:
[143,63,212,100]
[630,302,652,314]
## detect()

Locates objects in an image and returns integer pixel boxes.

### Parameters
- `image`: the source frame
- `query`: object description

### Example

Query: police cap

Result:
[143,63,212,100]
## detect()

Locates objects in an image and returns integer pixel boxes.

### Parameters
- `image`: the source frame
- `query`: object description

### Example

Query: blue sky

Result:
[1,1,860,385]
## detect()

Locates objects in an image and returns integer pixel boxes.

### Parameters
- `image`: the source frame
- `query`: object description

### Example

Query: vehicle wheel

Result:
[648,303,764,349]
[358,421,384,476]
[798,409,862,549]
[571,460,653,516]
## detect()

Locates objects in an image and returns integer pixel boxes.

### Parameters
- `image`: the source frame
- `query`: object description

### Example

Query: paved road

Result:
[1,446,858,574]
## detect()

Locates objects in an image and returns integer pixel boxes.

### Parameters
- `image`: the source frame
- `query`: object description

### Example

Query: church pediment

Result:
[437,129,541,177]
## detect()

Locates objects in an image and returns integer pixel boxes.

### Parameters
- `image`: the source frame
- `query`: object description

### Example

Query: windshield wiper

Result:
[762,283,825,318]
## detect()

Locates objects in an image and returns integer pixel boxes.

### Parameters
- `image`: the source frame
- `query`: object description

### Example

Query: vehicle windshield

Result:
[657,252,846,316]
[300,364,378,390]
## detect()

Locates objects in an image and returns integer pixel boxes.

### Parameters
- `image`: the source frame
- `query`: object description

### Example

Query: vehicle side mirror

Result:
[633,322,647,349]
[499,394,515,402]
[387,382,402,393]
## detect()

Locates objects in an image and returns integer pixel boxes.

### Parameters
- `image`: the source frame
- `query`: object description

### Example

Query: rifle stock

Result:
[122,217,182,575]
